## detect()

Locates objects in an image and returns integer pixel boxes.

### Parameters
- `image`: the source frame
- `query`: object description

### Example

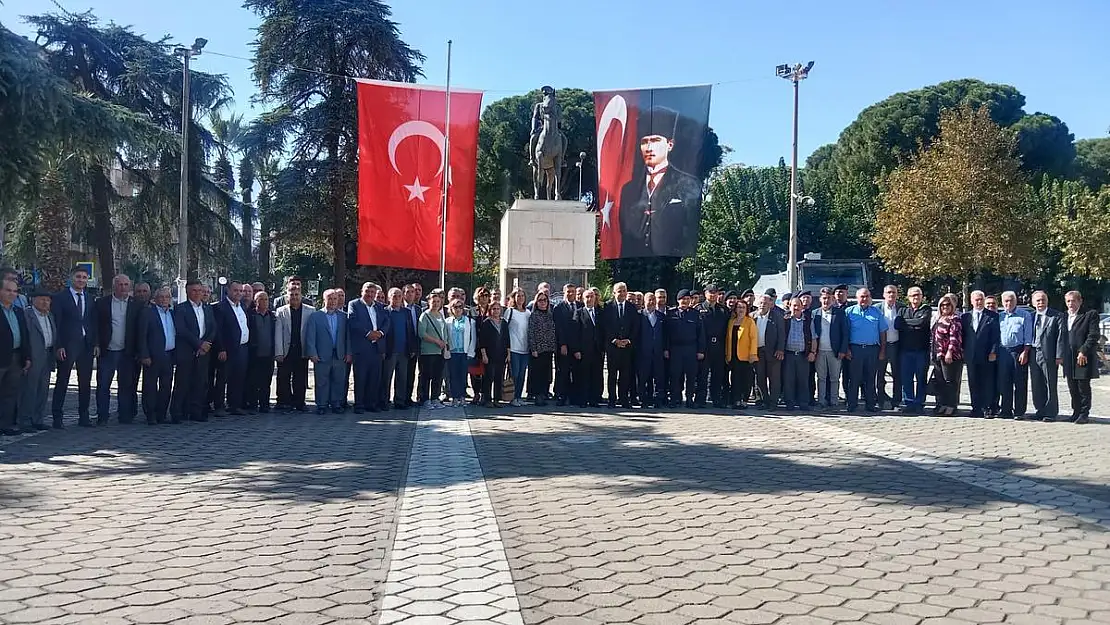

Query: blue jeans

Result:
[448,352,469,400]
[900,349,929,407]
[510,352,529,400]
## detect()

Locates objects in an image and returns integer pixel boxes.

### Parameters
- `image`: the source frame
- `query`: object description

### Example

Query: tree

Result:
[22,11,235,285]
[1075,137,1110,190]
[247,0,424,287]
[873,105,1039,294]
[1046,182,1110,280]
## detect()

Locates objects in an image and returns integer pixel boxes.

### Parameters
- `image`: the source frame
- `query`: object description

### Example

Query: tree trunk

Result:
[89,168,117,288]
[38,166,71,292]
[241,185,254,273]
[325,133,345,288]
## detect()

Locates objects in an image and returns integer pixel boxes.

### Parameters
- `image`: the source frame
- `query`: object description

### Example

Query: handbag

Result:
[431,316,451,360]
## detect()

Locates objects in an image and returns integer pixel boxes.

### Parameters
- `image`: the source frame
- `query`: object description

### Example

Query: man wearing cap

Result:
[19,290,56,431]
[619,107,704,258]
[833,283,851,399]
[666,290,705,408]
[697,285,729,408]
[844,288,887,413]
[741,289,756,312]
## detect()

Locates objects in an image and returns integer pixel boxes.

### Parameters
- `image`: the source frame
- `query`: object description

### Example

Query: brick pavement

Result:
[3,376,1110,624]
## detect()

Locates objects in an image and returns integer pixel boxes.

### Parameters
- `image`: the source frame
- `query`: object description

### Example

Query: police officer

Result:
[666,289,705,409]
[696,285,729,408]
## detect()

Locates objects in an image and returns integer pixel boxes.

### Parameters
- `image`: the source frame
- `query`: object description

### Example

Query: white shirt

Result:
[109,297,128,351]
[232,301,249,345]
[364,298,379,333]
[972,309,982,332]
[882,302,899,343]
[1068,312,1077,332]
[506,307,530,354]
[34,309,54,349]
[191,301,206,338]
[70,287,87,335]
[755,314,769,348]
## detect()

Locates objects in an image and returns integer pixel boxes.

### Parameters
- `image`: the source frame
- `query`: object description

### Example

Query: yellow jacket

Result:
[725,314,759,363]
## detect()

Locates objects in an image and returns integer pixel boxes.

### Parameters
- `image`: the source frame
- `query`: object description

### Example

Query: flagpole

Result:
[439,40,452,290]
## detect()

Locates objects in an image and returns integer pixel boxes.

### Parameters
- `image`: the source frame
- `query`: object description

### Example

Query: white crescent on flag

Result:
[387,120,446,178]
[596,95,627,229]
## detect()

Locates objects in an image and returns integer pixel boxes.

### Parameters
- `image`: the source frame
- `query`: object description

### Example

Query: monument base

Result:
[498,199,597,298]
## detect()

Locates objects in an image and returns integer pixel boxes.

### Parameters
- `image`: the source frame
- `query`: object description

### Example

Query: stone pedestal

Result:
[499,200,596,297]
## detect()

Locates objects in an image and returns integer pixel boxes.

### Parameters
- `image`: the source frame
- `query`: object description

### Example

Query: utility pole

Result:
[173,37,207,303]
[776,61,814,293]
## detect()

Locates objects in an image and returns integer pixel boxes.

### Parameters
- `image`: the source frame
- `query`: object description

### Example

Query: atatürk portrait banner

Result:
[594,85,712,260]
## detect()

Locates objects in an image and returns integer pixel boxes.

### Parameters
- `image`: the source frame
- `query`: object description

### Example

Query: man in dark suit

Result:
[552,283,577,406]
[602,282,639,409]
[1028,290,1068,422]
[1062,290,1099,424]
[212,281,251,416]
[94,274,142,425]
[51,266,99,427]
[812,288,849,410]
[618,107,704,258]
[637,292,667,408]
[0,278,31,436]
[752,293,786,410]
[137,287,176,424]
[172,280,217,422]
[348,282,390,413]
[571,288,605,407]
[382,287,418,410]
[961,290,1000,418]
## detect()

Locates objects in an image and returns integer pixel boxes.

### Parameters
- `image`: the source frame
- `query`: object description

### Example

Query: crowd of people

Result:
[0,267,1101,437]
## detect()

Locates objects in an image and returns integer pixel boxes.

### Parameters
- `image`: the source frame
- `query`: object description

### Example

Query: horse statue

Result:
[530,87,567,200]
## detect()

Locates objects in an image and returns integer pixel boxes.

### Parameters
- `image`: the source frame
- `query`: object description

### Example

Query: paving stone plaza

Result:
[2,376,1110,624]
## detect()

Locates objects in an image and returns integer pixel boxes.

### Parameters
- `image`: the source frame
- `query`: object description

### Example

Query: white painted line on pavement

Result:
[378,405,523,625]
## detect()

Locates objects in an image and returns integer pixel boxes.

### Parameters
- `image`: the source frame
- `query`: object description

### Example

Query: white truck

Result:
[750,253,872,305]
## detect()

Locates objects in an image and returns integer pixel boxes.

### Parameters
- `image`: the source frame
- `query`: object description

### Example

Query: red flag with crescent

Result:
[357,80,483,272]
[594,91,639,259]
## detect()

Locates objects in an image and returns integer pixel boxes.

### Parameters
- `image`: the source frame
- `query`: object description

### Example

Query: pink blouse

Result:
[933,315,964,361]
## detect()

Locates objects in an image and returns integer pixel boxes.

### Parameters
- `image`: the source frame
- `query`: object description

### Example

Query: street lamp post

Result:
[173,37,207,303]
[776,61,814,293]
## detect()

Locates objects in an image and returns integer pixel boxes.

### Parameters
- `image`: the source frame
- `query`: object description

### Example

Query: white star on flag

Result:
[601,198,614,229]
[403,176,431,202]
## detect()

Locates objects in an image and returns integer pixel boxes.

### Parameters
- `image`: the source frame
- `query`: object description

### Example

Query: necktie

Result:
[76,291,83,317]
[647,168,667,195]
[619,303,624,318]
[589,309,595,325]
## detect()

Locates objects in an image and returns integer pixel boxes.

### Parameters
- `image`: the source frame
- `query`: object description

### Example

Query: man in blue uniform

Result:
[696,285,729,408]
[666,289,705,408]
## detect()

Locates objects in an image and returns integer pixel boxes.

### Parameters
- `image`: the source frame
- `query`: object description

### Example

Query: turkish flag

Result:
[594,91,638,259]
[357,79,483,272]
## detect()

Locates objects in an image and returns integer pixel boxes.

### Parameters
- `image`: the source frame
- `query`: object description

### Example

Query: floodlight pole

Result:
[777,61,814,294]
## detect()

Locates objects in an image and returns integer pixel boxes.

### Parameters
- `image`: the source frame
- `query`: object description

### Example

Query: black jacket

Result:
[572,306,605,358]
[478,317,510,362]
[602,300,639,352]
[960,308,999,364]
[619,165,703,258]
[0,304,30,368]
[1063,309,1100,380]
[896,304,933,352]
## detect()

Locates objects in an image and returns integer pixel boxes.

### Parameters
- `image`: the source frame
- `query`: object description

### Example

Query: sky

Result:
[3,0,1108,166]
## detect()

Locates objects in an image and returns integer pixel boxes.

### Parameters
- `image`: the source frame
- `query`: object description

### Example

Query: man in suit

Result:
[1062,290,1099,424]
[275,282,316,413]
[601,282,638,408]
[172,280,217,423]
[212,281,251,416]
[0,278,31,436]
[348,282,390,413]
[876,285,904,410]
[137,287,176,425]
[19,290,55,432]
[383,287,418,409]
[961,290,1000,418]
[552,283,577,406]
[637,292,667,408]
[401,284,422,406]
[94,274,142,425]
[812,288,849,410]
[571,288,605,407]
[696,285,730,409]
[752,293,786,411]
[1029,290,1068,422]
[125,281,151,423]
[618,107,704,258]
[246,290,276,413]
[306,288,352,414]
[52,266,99,428]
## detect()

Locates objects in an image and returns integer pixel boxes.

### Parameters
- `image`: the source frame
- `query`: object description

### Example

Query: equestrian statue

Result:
[528,85,567,200]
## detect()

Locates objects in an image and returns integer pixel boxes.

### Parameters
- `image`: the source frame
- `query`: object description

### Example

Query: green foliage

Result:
[1045,181,1110,280]
[1075,137,1110,190]
[1011,112,1076,178]
[874,105,1038,281]
[246,0,424,289]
